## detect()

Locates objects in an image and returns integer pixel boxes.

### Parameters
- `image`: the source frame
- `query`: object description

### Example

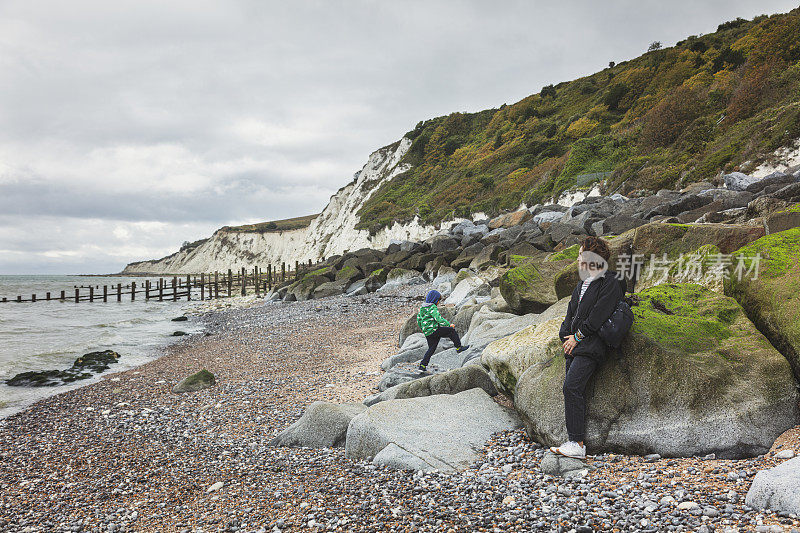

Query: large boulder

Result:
[285,266,334,301]
[428,235,460,254]
[724,228,800,381]
[764,204,800,235]
[488,209,532,230]
[446,274,491,307]
[312,278,351,299]
[269,402,367,448]
[345,388,522,471]
[598,215,647,236]
[450,243,485,270]
[478,298,569,390]
[467,297,569,349]
[499,258,572,313]
[553,222,765,295]
[745,457,800,515]
[334,265,364,283]
[510,284,799,458]
[378,267,423,290]
[745,170,797,194]
[400,253,439,272]
[364,365,497,406]
[724,171,760,191]
[364,267,389,292]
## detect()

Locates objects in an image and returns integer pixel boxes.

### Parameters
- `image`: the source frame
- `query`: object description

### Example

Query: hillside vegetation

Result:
[221,214,318,233]
[356,8,800,233]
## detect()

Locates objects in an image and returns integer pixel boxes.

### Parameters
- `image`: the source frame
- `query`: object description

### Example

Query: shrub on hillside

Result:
[639,86,706,149]
[726,61,776,122]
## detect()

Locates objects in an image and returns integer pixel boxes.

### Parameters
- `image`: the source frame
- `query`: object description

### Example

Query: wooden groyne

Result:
[1,260,321,304]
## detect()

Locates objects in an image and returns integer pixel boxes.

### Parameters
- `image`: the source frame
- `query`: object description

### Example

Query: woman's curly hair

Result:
[581,236,611,262]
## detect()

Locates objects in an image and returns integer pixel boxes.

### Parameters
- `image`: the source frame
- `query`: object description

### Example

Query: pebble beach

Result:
[1,293,799,533]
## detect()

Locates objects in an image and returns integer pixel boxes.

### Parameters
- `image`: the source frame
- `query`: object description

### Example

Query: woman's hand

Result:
[563,335,578,355]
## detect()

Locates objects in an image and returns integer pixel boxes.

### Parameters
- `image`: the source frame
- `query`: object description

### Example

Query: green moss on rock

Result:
[172,369,216,393]
[632,284,738,354]
[725,228,800,380]
[546,244,580,262]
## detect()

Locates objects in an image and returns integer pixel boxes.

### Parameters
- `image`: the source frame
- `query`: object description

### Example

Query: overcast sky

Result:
[0,0,795,274]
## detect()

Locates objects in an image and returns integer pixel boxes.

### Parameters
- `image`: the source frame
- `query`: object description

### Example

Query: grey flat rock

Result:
[745,456,800,514]
[269,401,367,448]
[345,388,522,472]
[364,365,496,406]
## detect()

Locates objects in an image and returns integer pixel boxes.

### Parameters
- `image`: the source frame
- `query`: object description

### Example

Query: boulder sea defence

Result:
[488,283,798,458]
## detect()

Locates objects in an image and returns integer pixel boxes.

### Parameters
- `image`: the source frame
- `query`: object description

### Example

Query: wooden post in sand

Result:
[158,280,163,301]
[200,273,205,300]
[186,274,191,301]
[227,269,233,297]
[75,288,79,303]
[267,264,272,289]
[131,282,136,302]
[295,261,300,281]
[214,271,219,299]
[103,285,108,302]
[89,287,94,302]
[60,290,65,301]
[117,283,122,302]
[281,262,286,282]
[46,292,51,301]
[171,278,176,301]
[240,267,246,296]
[255,267,260,296]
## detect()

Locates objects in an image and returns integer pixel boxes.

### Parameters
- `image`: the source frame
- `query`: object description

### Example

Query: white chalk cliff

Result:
[123,137,446,274]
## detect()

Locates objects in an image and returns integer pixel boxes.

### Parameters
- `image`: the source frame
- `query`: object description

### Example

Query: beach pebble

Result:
[775,449,796,459]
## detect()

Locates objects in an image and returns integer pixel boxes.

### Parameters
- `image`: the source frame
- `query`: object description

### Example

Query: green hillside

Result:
[356,8,800,234]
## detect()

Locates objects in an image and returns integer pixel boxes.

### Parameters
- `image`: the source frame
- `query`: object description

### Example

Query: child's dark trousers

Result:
[420,327,462,367]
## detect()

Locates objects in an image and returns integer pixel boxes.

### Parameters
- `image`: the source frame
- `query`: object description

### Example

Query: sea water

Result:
[0,275,203,419]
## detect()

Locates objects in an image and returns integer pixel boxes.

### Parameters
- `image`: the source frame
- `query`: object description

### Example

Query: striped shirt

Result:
[579,277,594,302]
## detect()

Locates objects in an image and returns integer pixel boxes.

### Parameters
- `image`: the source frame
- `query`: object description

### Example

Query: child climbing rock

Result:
[416,290,470,372]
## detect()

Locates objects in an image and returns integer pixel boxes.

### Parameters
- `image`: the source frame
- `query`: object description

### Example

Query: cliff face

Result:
[122,137,446,274]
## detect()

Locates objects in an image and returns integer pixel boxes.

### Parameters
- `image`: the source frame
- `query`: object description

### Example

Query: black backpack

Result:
[598,296,635,348]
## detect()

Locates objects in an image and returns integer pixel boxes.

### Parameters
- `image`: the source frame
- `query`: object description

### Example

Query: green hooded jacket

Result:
[417,303,451,336]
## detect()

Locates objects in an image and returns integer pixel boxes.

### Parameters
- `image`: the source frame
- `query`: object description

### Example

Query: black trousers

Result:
[420,327,462,366]
[563,355,598,442]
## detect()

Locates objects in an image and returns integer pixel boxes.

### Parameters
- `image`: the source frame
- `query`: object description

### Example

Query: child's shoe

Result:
[455,345,471,353]
[418,363,427,372]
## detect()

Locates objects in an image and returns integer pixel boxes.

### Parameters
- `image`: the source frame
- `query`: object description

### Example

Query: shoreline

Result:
[0,293,798,532]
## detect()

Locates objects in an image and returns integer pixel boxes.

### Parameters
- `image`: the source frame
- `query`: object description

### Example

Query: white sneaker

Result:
[550,441,586,459]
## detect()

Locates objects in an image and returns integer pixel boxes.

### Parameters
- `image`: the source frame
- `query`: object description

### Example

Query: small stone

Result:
[206,482,223,493]
[502,495,515,507]
[775,449,796,460]
[678,501,700,511]
[644,453,661,462]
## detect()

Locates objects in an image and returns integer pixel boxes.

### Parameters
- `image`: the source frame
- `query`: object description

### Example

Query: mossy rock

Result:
[365,267,389,292]
[553,222,765,297]
[765,204,800,235]
[545,244,580,262]
[173,369,216,393]
[512,283,798,459]
[724,228,800,381]
[635,244,724,293]
[499,258,571,313]
[6,350,121,387]
[335,265,364,282]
